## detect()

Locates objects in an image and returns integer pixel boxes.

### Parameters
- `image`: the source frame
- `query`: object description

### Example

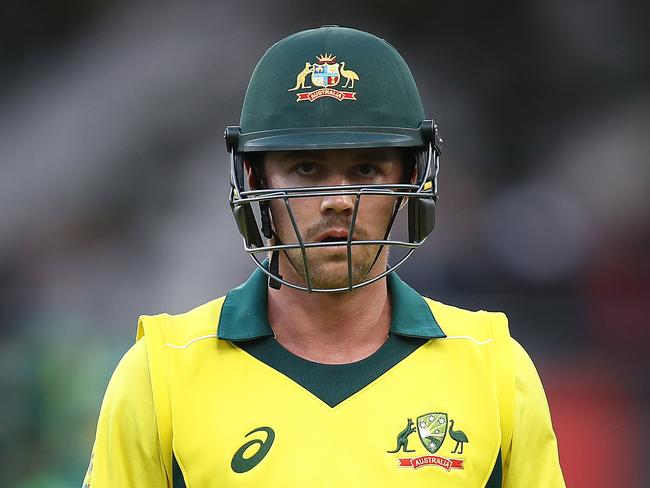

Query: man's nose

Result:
[319,176,355,214]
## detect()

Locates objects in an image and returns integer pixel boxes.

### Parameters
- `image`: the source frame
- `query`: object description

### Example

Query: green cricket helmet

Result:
[225,25,442,292]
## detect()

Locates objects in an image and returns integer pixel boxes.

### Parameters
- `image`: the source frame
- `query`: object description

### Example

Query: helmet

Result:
[225,26,442,292]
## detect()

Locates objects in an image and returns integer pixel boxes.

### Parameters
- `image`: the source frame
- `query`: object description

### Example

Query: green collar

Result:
[217,265,445,341]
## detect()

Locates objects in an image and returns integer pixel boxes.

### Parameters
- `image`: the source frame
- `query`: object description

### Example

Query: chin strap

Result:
[261,202,284,290]
[260,202,274,240]
[269,250,283,290]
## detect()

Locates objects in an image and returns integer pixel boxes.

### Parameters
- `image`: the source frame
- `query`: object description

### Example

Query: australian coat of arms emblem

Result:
[386,412,468,471]
[288,53,359,102]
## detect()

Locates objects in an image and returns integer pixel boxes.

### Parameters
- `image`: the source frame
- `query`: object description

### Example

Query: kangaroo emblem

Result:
[288,62,313,91]
[387,418,416,453]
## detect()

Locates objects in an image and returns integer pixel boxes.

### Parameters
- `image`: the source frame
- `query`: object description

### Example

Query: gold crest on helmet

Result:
[288,53,359,102]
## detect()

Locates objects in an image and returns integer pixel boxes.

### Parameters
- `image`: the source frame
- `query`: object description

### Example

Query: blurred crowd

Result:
[1,1,648,486]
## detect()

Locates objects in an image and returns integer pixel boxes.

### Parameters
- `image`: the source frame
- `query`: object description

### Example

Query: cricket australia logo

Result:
[288,53,359,102]
[416,412,447,454]
[386,412,469,471]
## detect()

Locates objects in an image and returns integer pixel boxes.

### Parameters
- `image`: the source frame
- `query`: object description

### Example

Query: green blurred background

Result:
[1,1,648,486]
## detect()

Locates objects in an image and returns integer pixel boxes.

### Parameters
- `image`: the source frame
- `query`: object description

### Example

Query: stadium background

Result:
[1,1,648,486]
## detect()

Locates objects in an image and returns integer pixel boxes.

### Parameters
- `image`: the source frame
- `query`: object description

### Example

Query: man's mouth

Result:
[314,229,351,243]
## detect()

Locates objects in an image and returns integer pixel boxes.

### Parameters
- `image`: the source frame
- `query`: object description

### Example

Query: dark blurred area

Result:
[1,1,648,486]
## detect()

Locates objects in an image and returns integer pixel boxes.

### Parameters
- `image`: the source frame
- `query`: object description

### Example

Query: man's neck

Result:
[267,269,392,365]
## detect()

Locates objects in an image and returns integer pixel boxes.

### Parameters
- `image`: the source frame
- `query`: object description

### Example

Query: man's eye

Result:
[296,162,316,175]
[357,164,379,177]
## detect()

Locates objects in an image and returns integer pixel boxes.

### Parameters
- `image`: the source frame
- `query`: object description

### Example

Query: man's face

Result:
[253,148,410,289]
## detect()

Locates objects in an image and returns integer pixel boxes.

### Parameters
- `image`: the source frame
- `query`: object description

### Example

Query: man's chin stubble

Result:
[286,249,377,289]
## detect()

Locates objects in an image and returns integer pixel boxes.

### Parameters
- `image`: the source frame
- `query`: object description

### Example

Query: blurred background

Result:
[1,0,648,486]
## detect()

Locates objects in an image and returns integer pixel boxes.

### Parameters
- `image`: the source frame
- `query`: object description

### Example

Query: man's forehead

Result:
[263,147,404,163]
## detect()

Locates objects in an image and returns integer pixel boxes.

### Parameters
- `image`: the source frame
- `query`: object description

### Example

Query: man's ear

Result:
[244,160,262,190]
[398,164,418,211]
[410,166,417,185]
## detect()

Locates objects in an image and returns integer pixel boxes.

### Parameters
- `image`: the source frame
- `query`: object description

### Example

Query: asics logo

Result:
[231,426,275,473]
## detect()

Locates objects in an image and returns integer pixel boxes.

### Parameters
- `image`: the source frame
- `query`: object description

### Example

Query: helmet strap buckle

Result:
[269,250,283,290]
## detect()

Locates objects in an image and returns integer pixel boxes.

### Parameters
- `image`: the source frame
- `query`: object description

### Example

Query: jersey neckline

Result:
[217,264,445,341]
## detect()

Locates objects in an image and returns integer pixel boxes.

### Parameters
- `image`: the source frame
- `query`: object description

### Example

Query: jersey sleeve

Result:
[503,339,565,488]
[83,337,169,487]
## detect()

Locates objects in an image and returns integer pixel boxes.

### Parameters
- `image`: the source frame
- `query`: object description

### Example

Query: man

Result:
[84,26,564,487]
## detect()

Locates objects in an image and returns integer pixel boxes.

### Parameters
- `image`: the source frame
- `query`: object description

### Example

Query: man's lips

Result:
[314,229,351,242]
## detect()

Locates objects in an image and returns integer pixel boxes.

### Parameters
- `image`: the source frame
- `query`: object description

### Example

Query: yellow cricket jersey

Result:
[83,267,564,487]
